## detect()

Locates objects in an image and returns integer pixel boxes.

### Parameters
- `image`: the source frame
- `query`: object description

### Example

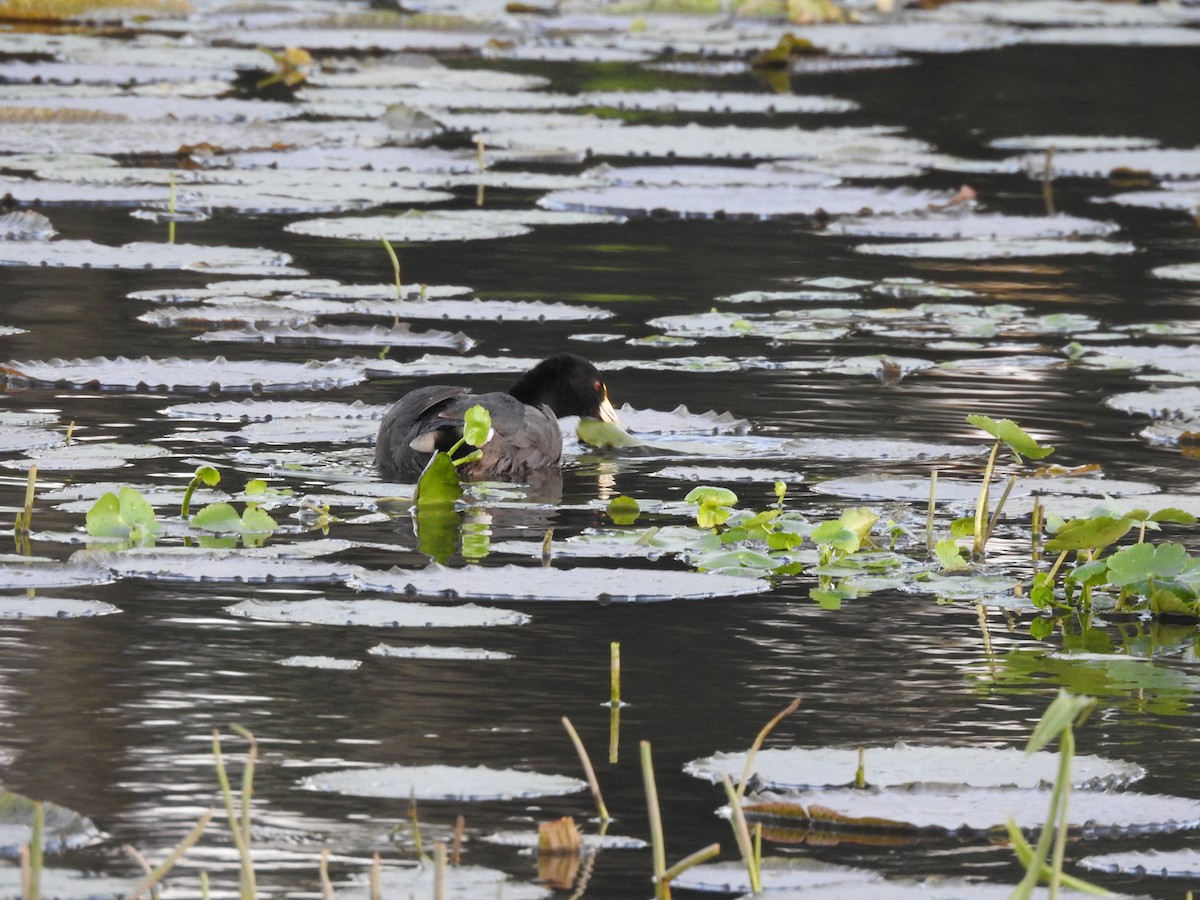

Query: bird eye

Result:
[593,379,602,392]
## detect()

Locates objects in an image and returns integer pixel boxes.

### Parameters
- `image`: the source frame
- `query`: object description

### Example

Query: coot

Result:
[374,353,621,482]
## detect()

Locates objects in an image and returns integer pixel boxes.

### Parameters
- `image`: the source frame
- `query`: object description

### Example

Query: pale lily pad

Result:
[337,862,549,900]
[742,785,1200,836]
[788,437,980,461]
[1102,186,1200,214]
[196,322,475,351]
[594,164,836,189]
[0,794,100,855]
[812,473,1158,503]
[367,643,512,660]
[854,238,1135,258]
[616,404,750,435]
[75,550,356,584]
[162,399,387,422]
[228,598,530,628]
[0,425,69,454]
[2,356,366,392]
[740,880,1135,900]
[687,745,1142,791]
[485,123,931,162]
[304,763,585,801]
[1078,344,1200,378]
[349,562,771,602]
[0,868,140,898]
[541,184,957,219]
[0,556,111,592]
[1080,848,1200,877]
[1151,262,1200,282]
[7,441,169,471]
[0,595,121,618]
[988,135,1160,152]
[671,859,878,894]
[827,212,1118,239]
[483,829,646,850]
[1105,386,1200,419]
[286,209,619,242]
[277,656,362,670]
[0,209,56,240]
[1038,146,1200,180]
[0,239,303,274]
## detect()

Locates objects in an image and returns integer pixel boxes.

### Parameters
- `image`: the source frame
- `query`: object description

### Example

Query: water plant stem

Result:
[319,848,335,900]
[127,809,214,900]
[984,475,1017,545]
[1042,146,1056,216]
[639,741,669,899]
[562,716,611,823]
[660,843,720,883]
[721,775,760,893]
[735,697,801,801]
[212,728,257,900]
[973,440,1002,558]
[926,468,937,555]
[369,852,382,900]
[380,235,402,298]
[610,641,620,707]
[20,801,42,900]
[434,842,447,900]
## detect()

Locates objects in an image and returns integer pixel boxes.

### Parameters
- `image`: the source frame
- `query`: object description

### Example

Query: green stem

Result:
[562,716,610,823]
[973,440,1001,558]
[640,741,669,899]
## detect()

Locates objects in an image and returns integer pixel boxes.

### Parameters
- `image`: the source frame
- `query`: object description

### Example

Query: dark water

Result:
[3,36,1200,899]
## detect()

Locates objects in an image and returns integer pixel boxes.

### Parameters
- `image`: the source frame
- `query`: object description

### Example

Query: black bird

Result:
[374,353,621,482]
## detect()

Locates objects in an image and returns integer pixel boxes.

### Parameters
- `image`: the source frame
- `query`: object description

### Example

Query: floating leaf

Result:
[229,598,529,628]
[304,764,585,801]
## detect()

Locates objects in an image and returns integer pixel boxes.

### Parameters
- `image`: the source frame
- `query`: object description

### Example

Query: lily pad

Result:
[277,656,362,670]
[742,784,1200,837]
[0,595,121,618]
[304,763,585,801]
[0,557,112,589]
[336,862,550,900]
[0,239,303,274]
[1080,848,1200,878]
[227,598,530,628]
[1,356,366,392]
[367,643,512,660]
[195,322,476,351]
[826,212,1118,239]
[349,562,771,602]
[286,209,620,242]
[7,441,169,471]
[671,858,879,894]
[0,793,100,854]
[75,550,356,584]
[854,238,1135,259]
[687,745,1142,792]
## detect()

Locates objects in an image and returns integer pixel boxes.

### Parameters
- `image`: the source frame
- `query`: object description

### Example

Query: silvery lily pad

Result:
[485,123,930,162]
[1105,386,1200,419]
[0,595,121,618]
[826,212,1118,239]
[0,869,140,898]
[0,557,112,589]
[336,863,549,900]
[484,829,646,850]
[304,764,585,801]
[277,656,362,670]
[349,562,771,602]
[0,239,303,274]
[195,322,475,350]
[1080,848,1200,877]
[2,356,366,391]
[0,794,100,854]
[0,209,56,240]
[228,598,530,628]
[75,550,357,584]
[742,785,1200,837]
[7,441,169,471]
[671,859,879,894]
[542,184,957,219]
[1151,262,1200,282]
[1039,147,1200,180]
[854,238,1135,258]
[162,399,387,422]
[286,209,619,242]
[687,745,1142,791]
[368,643,512,659]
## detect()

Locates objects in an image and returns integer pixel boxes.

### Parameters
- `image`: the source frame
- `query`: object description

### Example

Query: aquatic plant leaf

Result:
[854,238,1135,258]
[577,418,642,448]
[349,562,770,602]
[1044,516,1134,553]
[0,793,100,854]
[277,655,361,670]
[368,643,512,660]
[415,452,462,507]
[190,501,279,535]
[1025,689,1095,754]
[229,598,529,628]
[0,595,120,618]
[0,209,55,240]
[304,763,585,801]
[75,549,355,584]
[162,399,387,422]
[1,356,366,392]
[197,321,475,350]
[671,858,880,893]
[336,861,550,900]
[966,414,1054,461]
[0,869,140,897]
[1106,542,1190,587]
[828,212,1118,239]
[13,441,169,471]
[0,239,303,274]
[742,784,1200,835]
[286,209,618,242]
[1080,848,1200,878]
